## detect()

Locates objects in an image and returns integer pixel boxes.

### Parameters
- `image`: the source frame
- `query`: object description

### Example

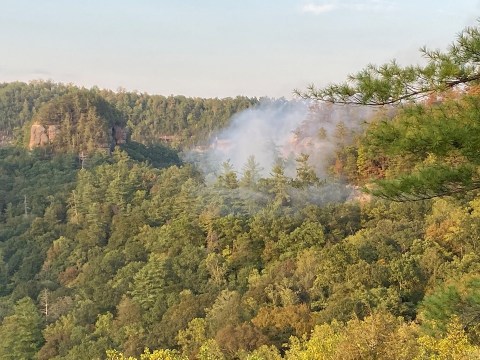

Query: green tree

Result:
[285,321,345,360]
[416,317,480,359]
[216,161,239,189]
[240,155,262,189]
[267,160,291,207]
[177,318,208,358]
[357,95,480,200]
[419,274,480,339]
[0,297,44,360]
[296,24,480,105]
[296,22,480,200]
[292,153,319,189]
[198,339,225,360]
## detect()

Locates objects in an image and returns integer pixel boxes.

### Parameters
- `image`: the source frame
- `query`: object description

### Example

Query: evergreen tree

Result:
[292,153,319,189]
[0,297,44,360]
[296,24,480,105]
[239,155,262,189]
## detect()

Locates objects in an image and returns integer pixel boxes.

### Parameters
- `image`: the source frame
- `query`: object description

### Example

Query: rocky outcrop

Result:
[48,125,60,142]
[29,122,127,151]
[29,123,61,149]
[30,124,49,149]
[28,91,127,153]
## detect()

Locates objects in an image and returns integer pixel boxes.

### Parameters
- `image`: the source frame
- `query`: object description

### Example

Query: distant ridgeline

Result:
[28,92,127,154]
[0,81,258,148]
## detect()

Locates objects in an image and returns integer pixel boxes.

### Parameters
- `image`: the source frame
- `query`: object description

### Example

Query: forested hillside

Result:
[0,81,258,148]
[1,24,480,360]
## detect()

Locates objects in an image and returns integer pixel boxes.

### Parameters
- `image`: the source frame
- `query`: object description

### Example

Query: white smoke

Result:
[187,98,374,181]
[210,99,307,176]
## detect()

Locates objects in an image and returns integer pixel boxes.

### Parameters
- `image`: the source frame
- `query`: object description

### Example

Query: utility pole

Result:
[79,151,87,169]
[40,288,49,321]
[24,195,29,217]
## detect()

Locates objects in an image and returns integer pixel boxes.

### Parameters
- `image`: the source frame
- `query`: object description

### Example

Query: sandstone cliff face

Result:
[29,123,61,149]
[29,122,127,151]
[29,124,50,149]
[48,125,60,142]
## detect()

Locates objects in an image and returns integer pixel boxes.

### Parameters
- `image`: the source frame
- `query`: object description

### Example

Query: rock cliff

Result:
[27,91,127,153]
[29,123,60,149]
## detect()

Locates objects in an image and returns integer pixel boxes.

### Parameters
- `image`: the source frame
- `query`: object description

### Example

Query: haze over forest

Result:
[2,3,480,360]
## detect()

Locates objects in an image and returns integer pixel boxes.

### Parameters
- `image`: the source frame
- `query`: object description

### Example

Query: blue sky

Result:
[1,0,478,98]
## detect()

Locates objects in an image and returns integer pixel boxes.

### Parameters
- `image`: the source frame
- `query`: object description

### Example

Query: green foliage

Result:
[239,155,262,189]
[0,81,258,148]
[216,161,239,190]
[120,142,181,168]
[5,23,480,359]
[1,135,480,359]
[356,94,480,200]
[0,81,70,140]
[415,317,480,359]
[420,274,480,340]
[297,22,480,201]
[291,154,319,189]
[296,24,480,105]
[100,90,257,148]
[0,297,44,360]
[30,90,125,153]
[106,348,188,360]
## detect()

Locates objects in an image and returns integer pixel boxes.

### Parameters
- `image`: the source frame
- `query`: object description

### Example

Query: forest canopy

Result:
[0,22,480,360]
[0,81,258,148]
[295,22,480,201]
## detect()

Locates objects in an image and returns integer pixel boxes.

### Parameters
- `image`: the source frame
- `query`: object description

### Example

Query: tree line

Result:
[0,81,258,148]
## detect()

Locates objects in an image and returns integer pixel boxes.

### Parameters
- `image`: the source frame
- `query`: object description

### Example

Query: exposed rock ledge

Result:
[29,123,127,150]
[29,123,60,149]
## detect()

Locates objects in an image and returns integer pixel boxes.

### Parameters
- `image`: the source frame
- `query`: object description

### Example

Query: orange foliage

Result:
[58,266,79,286]
[252,304,314,337]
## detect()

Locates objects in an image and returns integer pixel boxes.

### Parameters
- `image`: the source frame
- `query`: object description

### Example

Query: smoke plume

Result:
[187,98,373,181]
